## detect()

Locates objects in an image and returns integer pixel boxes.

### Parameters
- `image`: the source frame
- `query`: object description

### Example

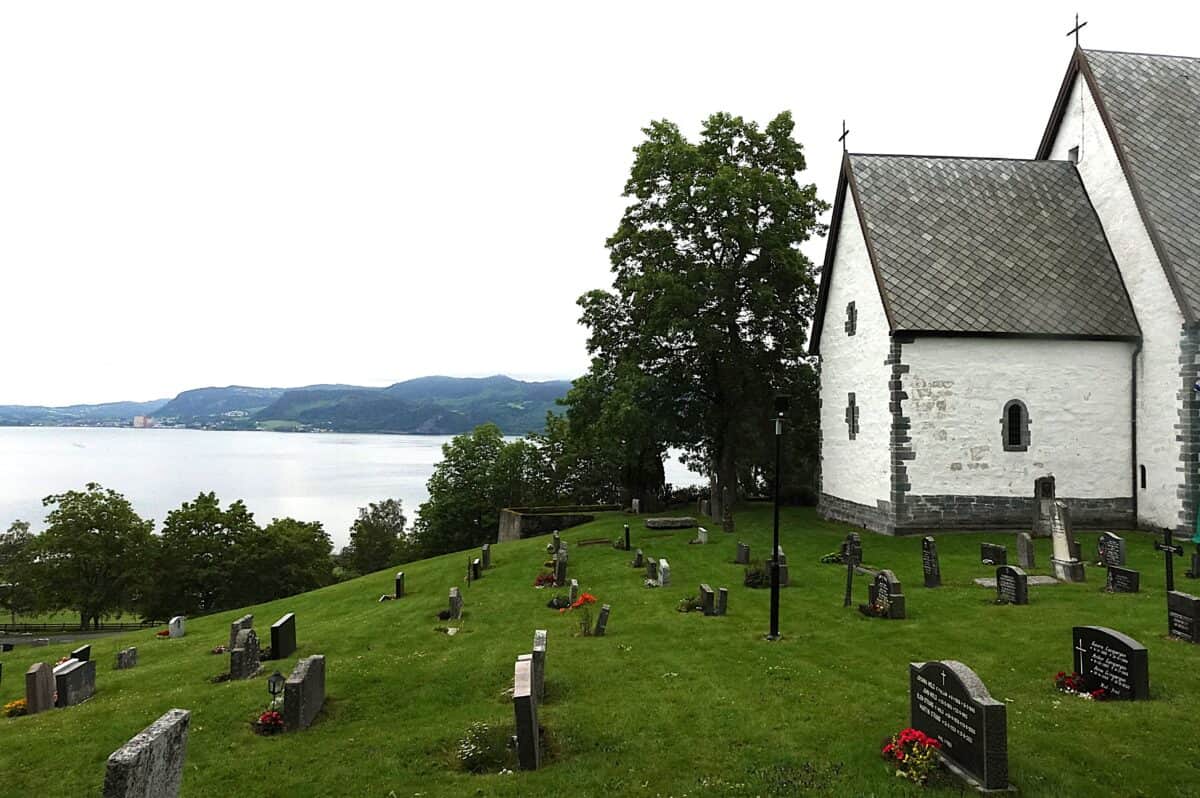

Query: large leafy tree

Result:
[583,111,826,521]
[36,483,155,629]
[228,518,335,606]
[343,499,409,575]
[0,521,40,623]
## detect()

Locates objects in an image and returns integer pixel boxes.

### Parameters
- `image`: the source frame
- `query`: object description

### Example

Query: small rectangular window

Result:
[844,301,857,336]
[1140,464,1146,489]
[1068,146,1080,164]
[845,392,860,440]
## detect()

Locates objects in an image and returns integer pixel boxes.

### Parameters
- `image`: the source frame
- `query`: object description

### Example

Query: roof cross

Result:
[838,119,850,152]
[1067,13,1087,47]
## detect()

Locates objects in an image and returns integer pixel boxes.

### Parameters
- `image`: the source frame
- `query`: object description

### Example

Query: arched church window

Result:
[1001,400,1030,452]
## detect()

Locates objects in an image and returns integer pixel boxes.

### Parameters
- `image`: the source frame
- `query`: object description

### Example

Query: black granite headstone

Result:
[1097,532,1126,568]
[1187,546,1200,579]
[1168,591,1200,643]
[623,524,630,552]
[995,565,1028,605]
[70,644,91,662]
[1105,565,1140,593]
[980,543,1007,566]
[269,612,297,660]
[909,660,1009,792]
[922,537,941,588]
[867,570,906,619]
[394,571,405,598]
[1072,626,1149,700]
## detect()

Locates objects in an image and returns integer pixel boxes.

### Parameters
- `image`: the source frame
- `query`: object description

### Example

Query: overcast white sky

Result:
[1,1,1193,406]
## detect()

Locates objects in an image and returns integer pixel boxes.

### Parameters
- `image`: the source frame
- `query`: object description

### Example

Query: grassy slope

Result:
[2,507,1199,797]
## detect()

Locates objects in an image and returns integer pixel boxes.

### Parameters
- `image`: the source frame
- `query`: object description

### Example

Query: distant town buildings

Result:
[132,415,153,428]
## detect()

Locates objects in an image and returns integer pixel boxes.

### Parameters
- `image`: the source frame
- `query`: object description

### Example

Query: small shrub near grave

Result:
[3,699,27,718]
[881,727,941,784]
[253,709,285,736]
[676,595,704,613]
[456,721,514,773]
[545,593,570,610]
[1054,670,1108,701]
[743,560,770,589]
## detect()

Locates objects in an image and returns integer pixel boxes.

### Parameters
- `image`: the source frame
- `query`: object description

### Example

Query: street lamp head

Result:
[774,395,791,417]
[267,671,285,698]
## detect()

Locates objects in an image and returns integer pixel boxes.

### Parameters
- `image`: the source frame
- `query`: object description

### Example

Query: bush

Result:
[546,594,571,610]
[743,560,770,589]
[456,721,513,773]
[676,595,704,613]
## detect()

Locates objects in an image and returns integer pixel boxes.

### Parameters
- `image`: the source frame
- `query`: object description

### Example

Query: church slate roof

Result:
[842,154,1139,339]
[1077,49,1200,321]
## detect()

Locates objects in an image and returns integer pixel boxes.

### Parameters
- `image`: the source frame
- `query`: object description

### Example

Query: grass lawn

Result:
[1,507,1198,796]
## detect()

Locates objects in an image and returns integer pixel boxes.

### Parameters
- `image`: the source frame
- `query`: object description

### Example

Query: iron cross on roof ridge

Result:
[838,120,850,152]
[1067,13,1087,47]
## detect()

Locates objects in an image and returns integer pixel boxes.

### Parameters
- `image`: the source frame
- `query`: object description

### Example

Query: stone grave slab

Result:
[481,543,491,569]
[644,517,696,530]
[513,656,540,770]
[1168,591,1200,643]
[922,537,941,588]
[116,647,138,670]
[867,569,906,619]
[449,587,463,620]
[717,587,728,616]
[735,542,750,565]
[1097,531,1126,568]
[532,629,547,702]
[25,662,54,714]
[1072,626,1149,700]
[980,543,1007,566]
[229,614,253,649]
[270,613,297,660]
[102,708,190,798]
[168,617,185,638]
[395,571,405,598]
[995,565,1029,605]
[1105,565,1140,593]
[71,644,91,662]
[631,548,643,569]
[699,584,715,616]
[283,654,326,731]
[594,604,611,636]
[55,658,96,707]
[1016,532,1035,570]
[229,628,261,680]
[658,558,671,587]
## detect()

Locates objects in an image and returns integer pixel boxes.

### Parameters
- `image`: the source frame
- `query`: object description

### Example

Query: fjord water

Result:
[0,427,702,547]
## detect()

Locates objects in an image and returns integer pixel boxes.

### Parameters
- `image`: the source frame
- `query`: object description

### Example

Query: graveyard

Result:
[1,506,1199,796]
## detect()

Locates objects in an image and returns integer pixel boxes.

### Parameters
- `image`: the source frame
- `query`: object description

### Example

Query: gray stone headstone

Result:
[696,527,708,544]
[1098,531,1126,568]
[909,660,1009,791]
[631,498,641,514]
[394,571,405,598]
[657,558,671,587]
[270,613,297,660]
[717,587,728,616]
[55,658,96,707]
[481,543,491,569]
[1016,532,1035,570]
[980,542,1007,566]
[699,584,715,616]
[1168,590,1200,643]
[922,536,941,588]
[1188,546,1200,579]
[168,617,185,638]
[1049,500,1085,582]
[1032,475,1056,538]
[531,629,547,702]
[700,499,710,517]
[735,542,750,565]
[594,604,611,636]
[1106,565,1140,593]
[552,531,561,552]
[102,708,190,798]
[229,628,261,680]
[449,586,463,619]
[569,579,580,604]
[1072,626,1149,700]
[471,558,483,581]
[71,644,91,662]
[25,662,54,714]
[115,647,139,670]
[229,614,254,649]
[513,656,540,770]
[867,569,906,619]
[283,654,326,731]
[646,558,658,581]
[632,549,644,569]
[995,565,1029,605]
[644,517,697,530]
[554,556,567,587]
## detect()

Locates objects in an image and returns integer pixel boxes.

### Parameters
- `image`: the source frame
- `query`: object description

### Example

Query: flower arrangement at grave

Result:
[819,550,844,564]
[859,589,891,618]
[676,595,704,613]
[253,709,285,735]
[1054,671,1109,700]
[533,572,556,588]
[560,592,597,636]
[742,560,770,588]
[3,698,27,718]
[55,655,71,666]
[545,593,570,610]
[155,628,170,638]
[211,645,227,655]
[881,727,942,784]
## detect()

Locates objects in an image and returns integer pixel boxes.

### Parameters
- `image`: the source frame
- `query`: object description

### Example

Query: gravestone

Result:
[1188,546,1200,579]
[842,532,864,608]
[867,570,906,619]
[646,558,658,582]
[1097,532,1126,568]
[1106,565,1140,593]
[513,655,540,770]
[552,531,561,552]
[1049,500,1085,582]
[168,616,185,638]
[922,537,941,588]
[631,498,641,514]
[230,628,261,680]
[1168,591,1200,643]
[980,543,1007,566]
[70,644,91,662]
[229,614,253,649]
[721,486,734,533]
[644,517,697,530]
[394,571,405,598]
[1032,475,1056,538]
[25,662,54,714]
[531,629,547,702]
[31,638,49,647]
[696,527,709,544]
[569,579,579,604]
[717,587,728,616]
[658,558,671,587]
[1072,626,1149,700]
[699,584,715,616]
[283,654,325,731]
[700,499,710,517]
[102,708,190,798]
[448,587,463,620]
[471,558,483,581]
[481,543,491,569]
[594,604,611,636]
[909,660,1010,792]
[1069,539,1082,562]
[55,658,96,707]
[1016,532,1035,570]
[115,647,138,670]
[270,613,297,660]
[631,549,644,569]
[735,542,750,565]
[995,565,1029,605]
[554,556,568,587]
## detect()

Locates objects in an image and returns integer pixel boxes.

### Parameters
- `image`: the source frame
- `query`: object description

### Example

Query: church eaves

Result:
[1038,47,1200,323]
[810,153,1139,354]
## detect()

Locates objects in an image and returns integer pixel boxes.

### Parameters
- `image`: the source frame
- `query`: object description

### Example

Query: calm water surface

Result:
[0,427,702,547]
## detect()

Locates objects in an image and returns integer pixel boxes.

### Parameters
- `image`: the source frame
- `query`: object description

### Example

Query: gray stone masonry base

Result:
[820,492,1132,536]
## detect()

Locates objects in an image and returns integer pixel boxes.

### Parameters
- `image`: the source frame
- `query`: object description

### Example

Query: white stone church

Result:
[813,46,1200,536]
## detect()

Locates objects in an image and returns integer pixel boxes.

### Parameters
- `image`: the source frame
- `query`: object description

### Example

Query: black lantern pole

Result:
[267,670,285,709]
[767,395,789,641]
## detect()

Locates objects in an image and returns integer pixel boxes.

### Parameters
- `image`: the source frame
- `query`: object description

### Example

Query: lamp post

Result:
[267,670,285,709]
[767,395,789,641]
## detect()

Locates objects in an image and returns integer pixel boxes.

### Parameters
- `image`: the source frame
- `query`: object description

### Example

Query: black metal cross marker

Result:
[838,120,850,152]
[841,534,861,608]
[1154,528,1183,592]
[1067,13,1087,46]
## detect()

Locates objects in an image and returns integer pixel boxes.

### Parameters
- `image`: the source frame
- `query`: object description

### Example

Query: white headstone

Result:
[658,558,671,587]
[168,616,185,638]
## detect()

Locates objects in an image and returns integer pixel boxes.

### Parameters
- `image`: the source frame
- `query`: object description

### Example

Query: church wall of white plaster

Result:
[902,337,1134,498]
[1046,72,1183,528]
[818,195,891,508]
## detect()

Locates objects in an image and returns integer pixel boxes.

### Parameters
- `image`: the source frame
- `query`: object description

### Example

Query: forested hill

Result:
[0,376,573,435]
